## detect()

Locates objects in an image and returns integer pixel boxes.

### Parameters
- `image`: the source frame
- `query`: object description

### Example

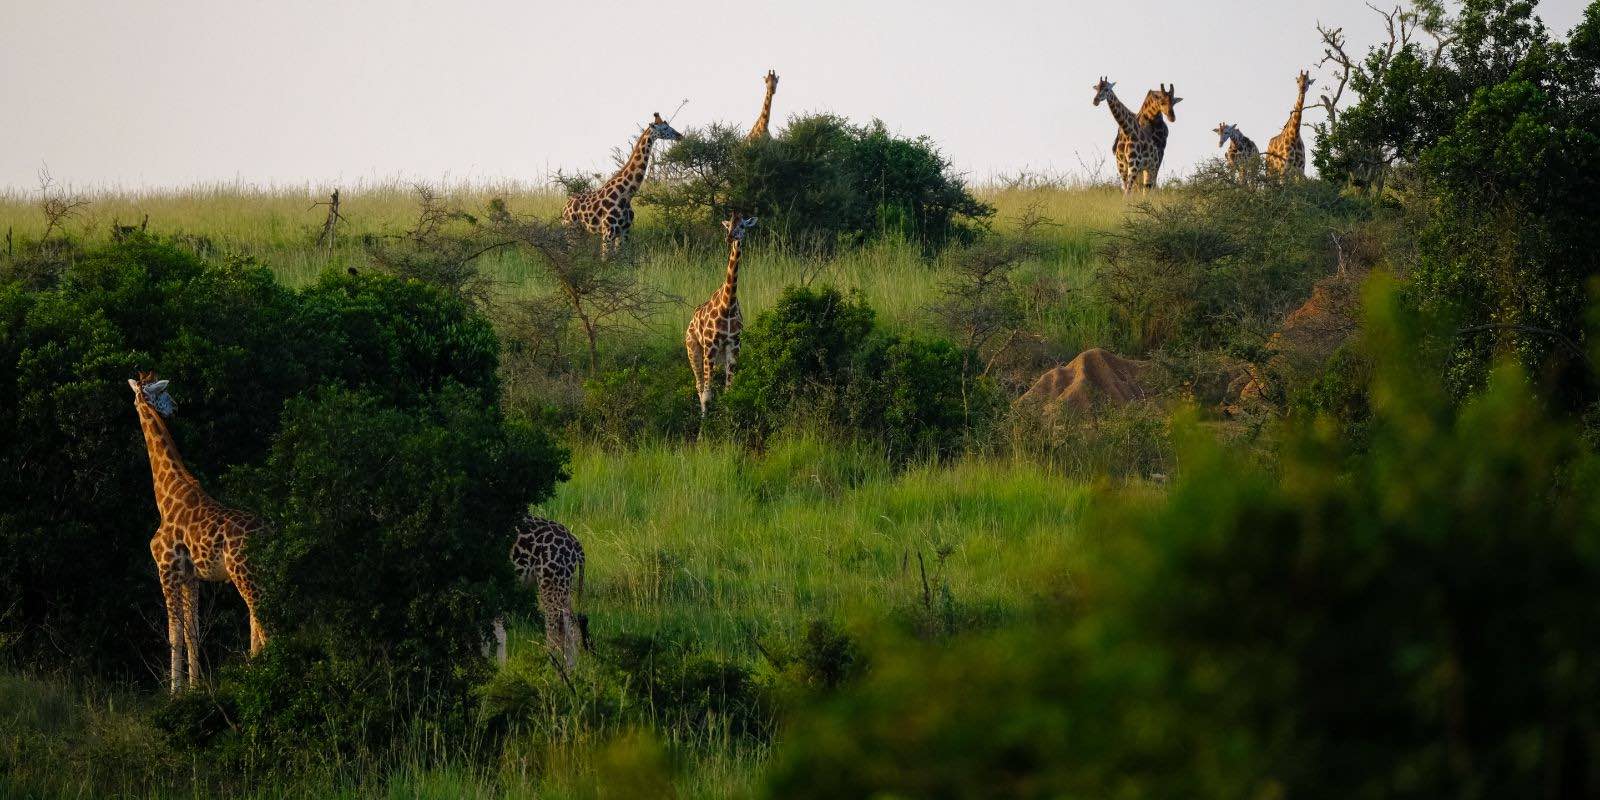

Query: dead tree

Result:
[311,189,346,257]
[37,166,88,241]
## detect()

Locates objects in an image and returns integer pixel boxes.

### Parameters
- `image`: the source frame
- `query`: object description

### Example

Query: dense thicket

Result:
[1317,0,1600,405]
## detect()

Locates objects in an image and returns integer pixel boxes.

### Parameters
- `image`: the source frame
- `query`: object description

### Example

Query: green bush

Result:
[229,385,565,745]
[1097,163,1367,355]
[765,282,1600,798]
[0,235,530,683]
[722,285,990,461]
[642,114,993,250]
[578,345,698,445]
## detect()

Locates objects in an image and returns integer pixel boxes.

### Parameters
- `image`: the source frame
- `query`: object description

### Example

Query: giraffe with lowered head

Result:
[128,372,267,693]
[686,213,758,416]
[746,70,779,141]
[1214,122,1260,179]
[562,113,683,259]
[1266,71,1314,180]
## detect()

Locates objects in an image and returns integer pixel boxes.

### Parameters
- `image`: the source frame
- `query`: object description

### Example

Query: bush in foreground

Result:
[766,282,1600,798]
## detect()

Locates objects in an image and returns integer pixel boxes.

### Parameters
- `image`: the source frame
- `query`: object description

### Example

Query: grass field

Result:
[1,438,1102,799]
[0,181,1128,352]
[0,181,1138,798]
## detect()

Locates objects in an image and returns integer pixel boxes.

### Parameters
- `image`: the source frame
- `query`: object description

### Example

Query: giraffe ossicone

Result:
[561,112,683,259]
[129,371,268,694]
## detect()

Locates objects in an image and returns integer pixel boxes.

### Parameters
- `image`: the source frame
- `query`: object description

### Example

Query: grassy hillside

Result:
[0,182,1127,350]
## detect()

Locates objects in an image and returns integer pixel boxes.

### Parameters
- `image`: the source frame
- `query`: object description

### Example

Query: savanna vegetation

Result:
[3,1,1599,797]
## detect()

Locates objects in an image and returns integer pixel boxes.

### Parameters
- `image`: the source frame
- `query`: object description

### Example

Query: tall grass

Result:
[0,181,1128,353]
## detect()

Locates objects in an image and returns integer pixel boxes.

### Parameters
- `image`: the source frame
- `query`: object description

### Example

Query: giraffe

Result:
[492,515,587,670]
[1265,71,1314,180]
[685,213,758,416]
[561,113,683,259]
[1094,78,1181,194]
[1214,122,1260,179]
[746,70,779,141]
[128,372,267,693]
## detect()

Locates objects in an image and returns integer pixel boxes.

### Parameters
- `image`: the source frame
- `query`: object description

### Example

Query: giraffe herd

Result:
[133,66,1320,692]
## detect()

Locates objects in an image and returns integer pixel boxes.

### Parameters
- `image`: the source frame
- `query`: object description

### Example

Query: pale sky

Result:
[1,0,1589,192]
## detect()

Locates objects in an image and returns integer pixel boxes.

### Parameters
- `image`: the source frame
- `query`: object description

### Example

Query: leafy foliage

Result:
[643,114,993,249]
[765,283,1600,798]
[721,285,994,461]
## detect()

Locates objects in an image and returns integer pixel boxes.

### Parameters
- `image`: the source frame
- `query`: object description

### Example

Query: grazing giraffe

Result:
[561,113,683,259]
[685,213,758,416]
[1266,71,1314,180]
[1214,122,1260,179]
[1094,78,1182,194]
[128,372,267,693]
[746,70,779,141]
[492,515,587,670]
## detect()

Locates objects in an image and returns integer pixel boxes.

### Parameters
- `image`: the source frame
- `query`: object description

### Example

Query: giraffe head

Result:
[722,213,758,243]
[647,113,683,142]
[1091,77,1116,106]
[1296,70,1315,95]
[1150,83,1182,121]
[764,70,779,93]
[128,371,177,417]
[1214,123,1238,147]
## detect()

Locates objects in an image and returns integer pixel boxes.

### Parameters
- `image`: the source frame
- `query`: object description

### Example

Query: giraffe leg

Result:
[537,584,563,662]
[225,550,266,656]
[724,337,739,391]
[700,341,721,416]
[686,332,706,413]
[182,579,202,688]
[157,563,185,694]
[491,615,508,665]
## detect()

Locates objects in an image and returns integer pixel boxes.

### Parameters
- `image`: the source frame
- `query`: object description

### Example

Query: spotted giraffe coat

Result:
[495,514,585,668]
[561,114,681,259]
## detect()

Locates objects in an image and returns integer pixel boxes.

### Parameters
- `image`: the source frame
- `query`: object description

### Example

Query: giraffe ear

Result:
[722,219,734,234]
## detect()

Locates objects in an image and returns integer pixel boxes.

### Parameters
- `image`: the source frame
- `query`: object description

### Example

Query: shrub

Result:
[577,345,698,445]
[1097,163,1366,355]
[642,114,993,250]
[0,236,528,683]
[764,282,1600,798]
[229,384,566,748]
[723,285,989,461]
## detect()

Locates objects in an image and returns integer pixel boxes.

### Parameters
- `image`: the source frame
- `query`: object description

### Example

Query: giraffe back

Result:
[510,515,585,596]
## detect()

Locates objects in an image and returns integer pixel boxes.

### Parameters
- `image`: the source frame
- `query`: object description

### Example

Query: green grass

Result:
[2,440,1094,799]
[0,181,1130,798]
[0,181,1129,354]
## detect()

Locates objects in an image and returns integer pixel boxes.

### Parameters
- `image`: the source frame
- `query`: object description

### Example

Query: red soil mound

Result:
[1019,348,1149,412]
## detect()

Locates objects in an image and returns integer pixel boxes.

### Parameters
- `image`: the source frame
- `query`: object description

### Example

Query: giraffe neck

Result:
[720,240,743,300]
[750,87,775,138]
[1102,90,1141,138]
[1136,93,1166,130]
[1283,89,1307,139]
[136,403,209,522]
[601,129,657,199]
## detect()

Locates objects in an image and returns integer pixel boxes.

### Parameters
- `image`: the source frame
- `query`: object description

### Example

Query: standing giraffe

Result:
[561,113,683,259]
[1214,122,1261,179]
[1266,71,1314,180]
[128,372,266,693]
[686,213,758,416]
[1094,78,1181,194]
[492,515,587,670]
[746,70,779,141]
